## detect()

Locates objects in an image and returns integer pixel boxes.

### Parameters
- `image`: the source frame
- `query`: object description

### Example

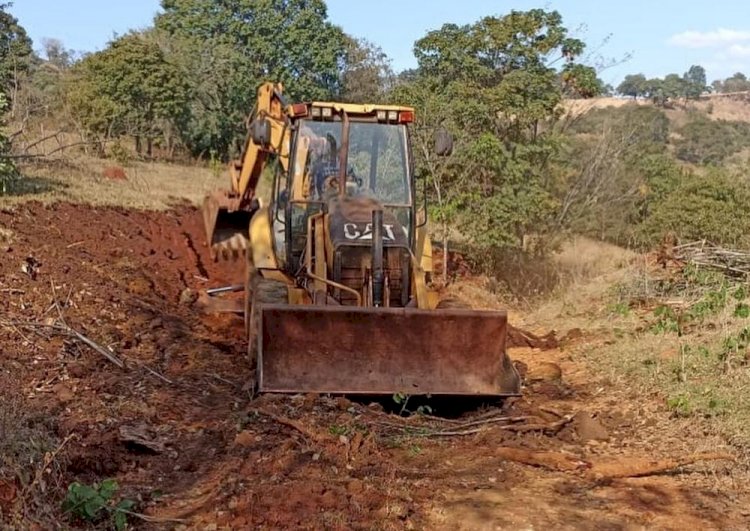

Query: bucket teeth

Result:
[212,234,249,261]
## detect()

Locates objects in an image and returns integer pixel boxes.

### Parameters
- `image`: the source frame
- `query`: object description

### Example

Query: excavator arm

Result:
[203,82,291,259]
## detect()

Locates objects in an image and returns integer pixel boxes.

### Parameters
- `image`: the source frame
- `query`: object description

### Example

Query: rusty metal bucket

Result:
[256,304,520,396]
[202,191,253,260]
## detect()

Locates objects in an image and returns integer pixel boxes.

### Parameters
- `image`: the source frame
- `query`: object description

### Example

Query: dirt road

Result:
[0,202,747,530]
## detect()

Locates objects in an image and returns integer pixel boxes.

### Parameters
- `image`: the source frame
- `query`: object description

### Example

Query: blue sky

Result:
[10,0,750,84]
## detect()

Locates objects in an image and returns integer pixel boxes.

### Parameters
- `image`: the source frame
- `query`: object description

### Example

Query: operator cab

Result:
[269,104,417,306]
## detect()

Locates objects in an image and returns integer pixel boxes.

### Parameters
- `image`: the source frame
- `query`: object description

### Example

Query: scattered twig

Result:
[2,320,124,368]
[499,415,575,435]
[208,373,239,388]
[250,408,327,442]
[21,433,77,499]
[117,509,188,525]
[138,363,174,385]
[0,288,25,294]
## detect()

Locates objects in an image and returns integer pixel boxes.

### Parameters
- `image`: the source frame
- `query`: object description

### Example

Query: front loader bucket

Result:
[257,304,521,396]
[202,192,252,260]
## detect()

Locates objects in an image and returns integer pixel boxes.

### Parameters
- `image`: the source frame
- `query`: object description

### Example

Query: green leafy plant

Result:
[733,285,747,301]
[651,305,679,334]
[734,303,750,319]
[328,424,349,437]
[609,302,631,317]
[687,284,729,322]
[667,394,692,417]
[392,392,411,416]
[62,479,135,530]
[719,327,750,363]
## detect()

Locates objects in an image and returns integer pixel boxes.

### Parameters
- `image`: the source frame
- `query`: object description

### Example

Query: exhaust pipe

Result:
[372,209,384,307]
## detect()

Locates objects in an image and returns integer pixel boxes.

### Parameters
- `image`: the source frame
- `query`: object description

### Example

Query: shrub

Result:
[675,118,750,165]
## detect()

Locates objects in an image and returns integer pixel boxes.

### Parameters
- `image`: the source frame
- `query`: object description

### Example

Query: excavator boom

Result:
[203,82,290,259]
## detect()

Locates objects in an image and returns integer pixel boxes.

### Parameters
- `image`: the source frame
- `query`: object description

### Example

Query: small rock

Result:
[179,288,198,306]
[347,479,364,494]
[320,489,338,509]
[234,431,255,448]
[335,396,352,410]
[563,328,584,342]
[574,411,609,442]
[527,362,563,382]
[53,383,75,402]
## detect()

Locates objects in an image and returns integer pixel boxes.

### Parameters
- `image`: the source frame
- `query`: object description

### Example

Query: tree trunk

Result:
[442,223,449,285]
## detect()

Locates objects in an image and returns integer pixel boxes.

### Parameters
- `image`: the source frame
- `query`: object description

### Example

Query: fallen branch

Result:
[495,447,590,472]
[118,509,188,525]
[499,415,575,435]
[588,452,734,480]
[1,320,124,368]
[250,408,327,443]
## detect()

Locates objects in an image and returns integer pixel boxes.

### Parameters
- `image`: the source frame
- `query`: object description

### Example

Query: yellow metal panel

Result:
[288,287,308,305]
[416,226,434,273]
[410,256,430,309]
[249,206,280,270]
[313,215,327,293]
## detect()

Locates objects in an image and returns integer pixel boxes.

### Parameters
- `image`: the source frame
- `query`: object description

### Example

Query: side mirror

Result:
[434,128,454,157]
[250,118,272,147]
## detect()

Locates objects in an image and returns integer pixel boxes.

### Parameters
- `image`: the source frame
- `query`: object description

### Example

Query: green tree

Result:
[67,32,189,156]
[406,9,588,273]
[662,73,686,102]
[339,37,394,103]
[561,63,604,98]
[720,72,750,93]
[639,169,750,247]
[643,78,666,105]
[392,78,469,283]
[617,74,646,99]
[0,2,33,114]
[683,65,707,100]
[0,90,18,193]
[156,0,348,157]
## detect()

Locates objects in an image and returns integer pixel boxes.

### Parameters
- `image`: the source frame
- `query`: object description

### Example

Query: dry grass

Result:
[0,378,67,527]
[525,244,750,457]
[2,156,225,210]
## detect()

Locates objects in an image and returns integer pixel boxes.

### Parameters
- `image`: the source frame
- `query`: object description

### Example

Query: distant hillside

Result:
[564,92,750,124]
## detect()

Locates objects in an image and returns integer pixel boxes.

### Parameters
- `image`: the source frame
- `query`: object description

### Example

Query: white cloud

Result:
[669,28,750,49]
[727,44,750,58]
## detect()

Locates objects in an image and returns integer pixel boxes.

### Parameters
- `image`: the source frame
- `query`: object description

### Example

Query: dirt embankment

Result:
[0,202,747,530]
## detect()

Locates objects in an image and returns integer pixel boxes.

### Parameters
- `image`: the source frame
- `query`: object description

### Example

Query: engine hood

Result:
[327,196,409,249]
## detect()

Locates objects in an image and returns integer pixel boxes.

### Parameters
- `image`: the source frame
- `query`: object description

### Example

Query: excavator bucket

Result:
[202,191,252,260]
[257,304,521,396]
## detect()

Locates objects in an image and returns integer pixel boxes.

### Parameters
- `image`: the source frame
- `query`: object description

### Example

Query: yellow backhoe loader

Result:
[202,82,520,396]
